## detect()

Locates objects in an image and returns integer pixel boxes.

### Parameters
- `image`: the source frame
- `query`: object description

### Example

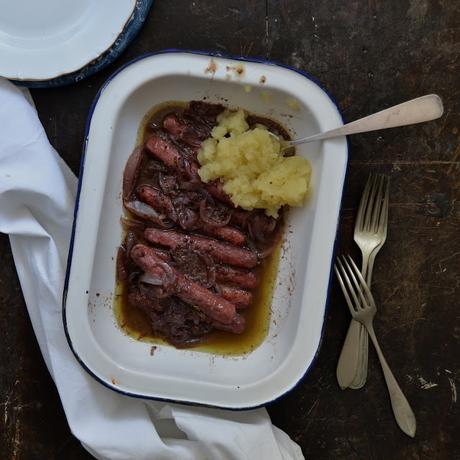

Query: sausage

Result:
[145,134,235,207]
[214,265,258,290]
[145,134,183,170]
[163,114,184,137]
[138,185,177,221]
[201,224,246,246]
[145,133,201,179]
[131,244,237,324]
[212,314,245,334]
[219,285,252,309]
[138,185,245,245]
[174,276,237,325]
[163,114,206,148]
[150,247,170,262]
[144,228,258,268]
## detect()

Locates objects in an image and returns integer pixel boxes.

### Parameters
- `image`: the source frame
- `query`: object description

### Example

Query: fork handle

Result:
[365,323,417,437]
[336,319,362,389]
[349,249,378,388]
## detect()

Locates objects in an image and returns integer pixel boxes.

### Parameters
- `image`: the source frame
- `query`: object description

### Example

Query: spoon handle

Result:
[291,94,443,145]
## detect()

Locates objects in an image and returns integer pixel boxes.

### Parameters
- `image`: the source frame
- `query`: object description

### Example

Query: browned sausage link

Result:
[176,276,238,325]
[145,134,200,179]
[163,114,205,148]
[137,185,177,221]
[214,265,258,290]
[146,134,233,207]
[219,285,252,309]
[201,224,246,246]
[162,114,184,137]
[212,313,245,334]
[131,244,237,324]
[138,186,245,245]
[144,228,258,268]
[145,135,183,169]
[150,247,170,262]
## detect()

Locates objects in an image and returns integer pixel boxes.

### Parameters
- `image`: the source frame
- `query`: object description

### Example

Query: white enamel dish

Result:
[0,0,135,81]
[63,51,348,408]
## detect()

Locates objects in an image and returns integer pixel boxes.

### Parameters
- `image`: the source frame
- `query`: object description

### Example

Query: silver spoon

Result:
[272,94,443,148]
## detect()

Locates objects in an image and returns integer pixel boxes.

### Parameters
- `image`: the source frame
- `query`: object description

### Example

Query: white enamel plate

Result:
[64,51,348,408]
[0,0,136,81]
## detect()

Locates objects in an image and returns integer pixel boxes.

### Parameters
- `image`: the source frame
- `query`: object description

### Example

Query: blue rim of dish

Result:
[62,49,349,410]
[12,0,154,89]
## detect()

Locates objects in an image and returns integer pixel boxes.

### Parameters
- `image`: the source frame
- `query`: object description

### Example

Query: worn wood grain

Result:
[0,0,459,458]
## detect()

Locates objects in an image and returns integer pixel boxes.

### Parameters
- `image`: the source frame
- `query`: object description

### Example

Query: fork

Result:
[336,174,389,390]
[335,255,416,438]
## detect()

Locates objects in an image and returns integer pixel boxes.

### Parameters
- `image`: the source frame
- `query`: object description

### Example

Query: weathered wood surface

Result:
[1,1,459,458]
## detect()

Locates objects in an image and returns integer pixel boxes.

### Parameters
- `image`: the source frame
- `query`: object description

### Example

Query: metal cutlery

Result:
[272,94,443,149]
[336,174,390,389]
[335,255,416,438]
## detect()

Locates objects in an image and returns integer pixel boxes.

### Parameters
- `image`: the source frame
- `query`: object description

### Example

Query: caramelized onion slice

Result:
[248,212,277,243]
[158,172,178,194]
[139,260,177,295]
[122,146,144,201]
[124,200,175,229]
[172,194,200,230]
[139,279,172,299]
[257,244,276,259]
[199,195,233,227]
[120,216,145,232]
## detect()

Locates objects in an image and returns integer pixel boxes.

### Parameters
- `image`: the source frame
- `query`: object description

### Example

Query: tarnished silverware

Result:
[336,174,389,389]
[335,255,416,437]
[271,94,443,149]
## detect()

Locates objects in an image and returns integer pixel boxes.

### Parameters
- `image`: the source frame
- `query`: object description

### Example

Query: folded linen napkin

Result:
[0,78,303,460]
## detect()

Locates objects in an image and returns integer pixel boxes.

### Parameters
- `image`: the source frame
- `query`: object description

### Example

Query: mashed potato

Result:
[197,109,311,217]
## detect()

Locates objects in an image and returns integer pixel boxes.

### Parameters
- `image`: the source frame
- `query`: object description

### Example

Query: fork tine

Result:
[363,175,379,232]
[370,176,385,233]
[361,174,377,232]
[336,258,360,313]
[355,174,373,231]
[378,176,390,234]
[346,255,376,308]
[341,256,368,309]
[337,257,358,311]
[334,263,356,315]
[338,256,362,310]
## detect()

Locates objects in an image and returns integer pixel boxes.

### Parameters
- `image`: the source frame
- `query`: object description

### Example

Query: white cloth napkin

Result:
[0,78,304,460]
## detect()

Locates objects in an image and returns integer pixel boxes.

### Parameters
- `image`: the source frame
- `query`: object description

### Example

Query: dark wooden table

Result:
[1,1,459,459]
